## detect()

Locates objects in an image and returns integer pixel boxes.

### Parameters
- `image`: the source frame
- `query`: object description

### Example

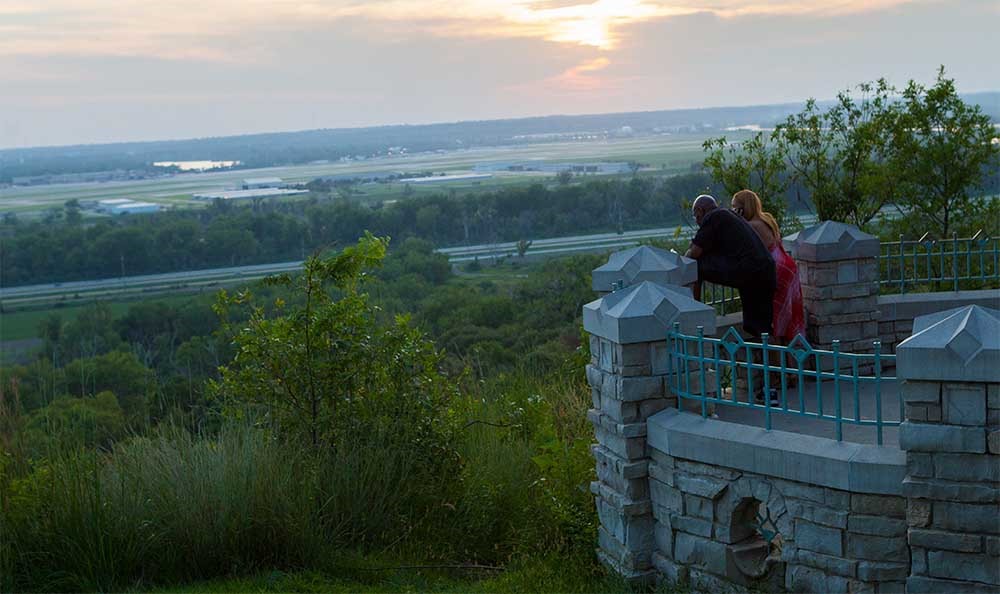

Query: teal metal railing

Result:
[702,282,742,315]
[878,231,999,294]
[667,324,899,445]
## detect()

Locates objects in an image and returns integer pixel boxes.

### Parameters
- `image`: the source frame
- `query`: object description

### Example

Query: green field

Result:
[0,133,740,215]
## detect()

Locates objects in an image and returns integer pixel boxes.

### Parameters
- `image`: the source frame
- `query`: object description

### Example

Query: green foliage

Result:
[778,80,900,229]
[23,391,126,455]
[891,68,1000,238]
[212,234,458,466]
[702,131,790,226]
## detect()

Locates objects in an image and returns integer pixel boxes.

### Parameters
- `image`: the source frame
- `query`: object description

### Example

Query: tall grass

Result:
[1,369,600,592]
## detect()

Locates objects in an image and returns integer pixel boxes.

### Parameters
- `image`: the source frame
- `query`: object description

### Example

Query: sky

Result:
[1,0,997,148]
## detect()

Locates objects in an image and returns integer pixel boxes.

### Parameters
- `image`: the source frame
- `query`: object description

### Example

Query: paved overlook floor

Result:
[689,372,902,448]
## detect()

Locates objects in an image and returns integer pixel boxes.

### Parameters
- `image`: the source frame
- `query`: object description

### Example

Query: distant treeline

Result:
[5,93,996,182]
[1,174,724,286]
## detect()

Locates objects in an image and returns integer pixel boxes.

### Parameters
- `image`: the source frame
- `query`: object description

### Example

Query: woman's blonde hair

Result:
[733,189,780,241]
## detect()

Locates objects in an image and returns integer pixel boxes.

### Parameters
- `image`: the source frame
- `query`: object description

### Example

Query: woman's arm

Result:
[749,218,776,248]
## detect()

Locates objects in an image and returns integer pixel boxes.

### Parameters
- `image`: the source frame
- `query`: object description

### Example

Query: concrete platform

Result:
[697,376,902,447]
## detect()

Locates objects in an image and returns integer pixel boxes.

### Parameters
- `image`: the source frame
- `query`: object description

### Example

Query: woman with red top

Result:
[731,189,806,405]
[730,189,805,343]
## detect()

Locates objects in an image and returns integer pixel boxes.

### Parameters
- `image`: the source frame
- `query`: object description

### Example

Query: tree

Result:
[702,131,790,226]
[890,68,1000,237]
[778,80,901,228]
[556,170,573,185]
[516,239,533,259]
[211,233,458,462]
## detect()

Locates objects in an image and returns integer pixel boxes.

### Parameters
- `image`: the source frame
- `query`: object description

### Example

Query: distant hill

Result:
[1,92,996,182]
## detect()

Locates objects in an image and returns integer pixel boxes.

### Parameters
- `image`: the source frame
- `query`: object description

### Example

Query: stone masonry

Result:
[583,281,716,581]
[646,409,910,594]
[896,305,1000,594]
[784,221,880,353]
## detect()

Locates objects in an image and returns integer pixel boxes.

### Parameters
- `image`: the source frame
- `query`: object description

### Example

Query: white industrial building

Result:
[242,177,284,189]
[96,198,161,215]
[193,188,307,201]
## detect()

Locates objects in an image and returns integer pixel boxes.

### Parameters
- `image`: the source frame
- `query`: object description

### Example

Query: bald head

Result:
[692,194,718,227]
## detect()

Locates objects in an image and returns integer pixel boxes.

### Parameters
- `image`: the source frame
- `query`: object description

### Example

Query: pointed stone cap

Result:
[782,221,878,262]
[583,281,716,344]
[592,245,697,292]
[897,305,1000,382]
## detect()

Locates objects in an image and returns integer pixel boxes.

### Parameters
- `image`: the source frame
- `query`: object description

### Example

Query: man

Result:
[685,195,777,402]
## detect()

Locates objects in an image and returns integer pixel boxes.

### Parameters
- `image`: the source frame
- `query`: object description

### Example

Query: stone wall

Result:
[896,305,1000,593]
[647,409,908,593]
[784,221,880,353]
[876,290,1000,353]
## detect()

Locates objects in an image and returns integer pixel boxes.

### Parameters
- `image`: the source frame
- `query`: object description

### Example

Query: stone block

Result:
[598,338,613,370]
[639,398,670,420]
[787,499,849,529]
[911,546,927,575]
[825,488,851,509]
[651,552,688,586]
[683,494,713,521]
[933,501,1000,534]
[648,461,673,487]
[908,529,982,553]
[653,521,672,557]
[600,396,638,423]
[927,550,1000,585]
[877,581,905,594]
[989,383,1000,409]
[796,520,843,556]
[899,422,986,453]
[786,563,849,594]
[902,477,1000,503]
[907,499,932,528]
[907,576,999,594]
[856,561,909,581]
[596,496,655,551]
[837,261,859,284]
[591,387,601,409]
[989,430,1000,455]
[896,305,1000,383]
[673,531,728,576]
[851,494,906,518]
[615,342,651,368]
[934,453,1000,482]
[792,549,857,578]
[988,535,1000,555]
[597,526,652,572]
[688,568,740,593]
[671,514,713,538]
[615,375,665,402]
[905,404,942,423]
[901,380,941,404]
[774,479,827,504]
[943,383,987,426]
[846,533,908,562]
[848,515,907,537]
[907,453,934,478]
[649,479,682,513]
[674,459,742,481]
[675,474,728,500]
[585,363,606,389]
[593,424,645,460]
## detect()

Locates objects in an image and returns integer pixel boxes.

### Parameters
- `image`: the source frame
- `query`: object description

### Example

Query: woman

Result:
[731,189,805,343]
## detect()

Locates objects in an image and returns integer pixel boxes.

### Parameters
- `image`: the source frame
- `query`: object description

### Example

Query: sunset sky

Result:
[1,0,996,148]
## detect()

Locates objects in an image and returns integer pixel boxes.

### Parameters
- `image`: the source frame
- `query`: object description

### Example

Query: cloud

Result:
[0,0,923,62]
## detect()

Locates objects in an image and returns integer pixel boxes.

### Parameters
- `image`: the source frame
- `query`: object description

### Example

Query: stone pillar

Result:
[582,281,716,582]
[896,305,1000,594]
[592,245,697,296]
[783,221,879,352]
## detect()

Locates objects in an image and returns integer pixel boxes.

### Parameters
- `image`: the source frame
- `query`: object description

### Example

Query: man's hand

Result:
[685,243,703,260]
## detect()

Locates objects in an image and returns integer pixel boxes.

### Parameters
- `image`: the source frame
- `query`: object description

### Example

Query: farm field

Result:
[0,133,735,214]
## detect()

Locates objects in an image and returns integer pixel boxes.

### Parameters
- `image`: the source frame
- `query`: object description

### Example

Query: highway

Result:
[2,214,846,309]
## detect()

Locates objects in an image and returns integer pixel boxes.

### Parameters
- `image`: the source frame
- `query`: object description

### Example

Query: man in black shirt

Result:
[684,195,776,338]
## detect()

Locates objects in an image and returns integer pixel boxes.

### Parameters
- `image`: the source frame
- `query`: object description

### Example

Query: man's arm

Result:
[685,243,703,259]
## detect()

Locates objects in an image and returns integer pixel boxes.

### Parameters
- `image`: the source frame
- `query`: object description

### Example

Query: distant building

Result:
[242,177,284,189]
[397,173,493,184]
[193,188,307,201]
[113,201,160,215]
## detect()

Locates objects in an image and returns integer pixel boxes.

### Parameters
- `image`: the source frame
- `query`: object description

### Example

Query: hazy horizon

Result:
[3,0,997,149]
